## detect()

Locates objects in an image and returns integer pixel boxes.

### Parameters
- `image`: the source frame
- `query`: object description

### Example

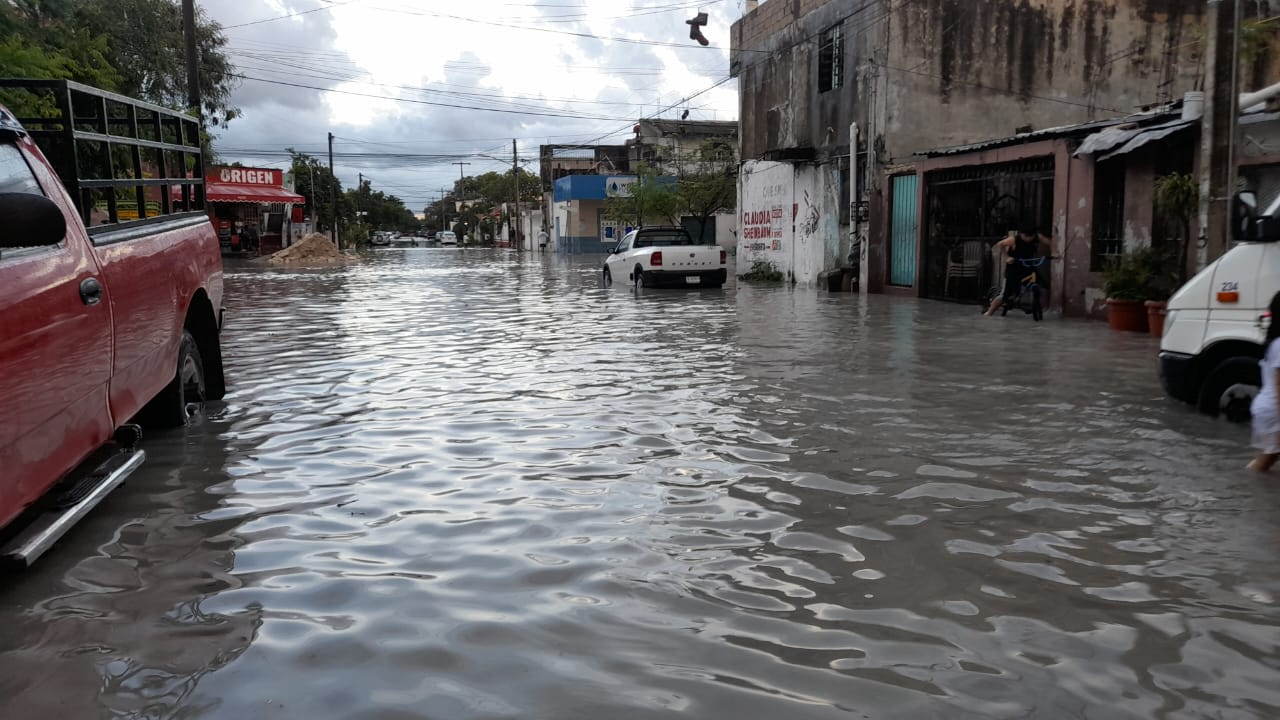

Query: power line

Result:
[230,74,634,120]
[221,0,351,29]
[228,56,707,110]
[356,3,747,52]
[566,74,736,146]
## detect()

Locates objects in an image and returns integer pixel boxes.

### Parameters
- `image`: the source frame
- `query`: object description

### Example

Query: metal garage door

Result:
[890,174,918,287]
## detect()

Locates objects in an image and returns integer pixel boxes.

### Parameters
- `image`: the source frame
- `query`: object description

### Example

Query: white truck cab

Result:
[1160,191,1280,420]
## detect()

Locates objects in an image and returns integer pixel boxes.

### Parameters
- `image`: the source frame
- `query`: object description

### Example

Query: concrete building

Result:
[539,144,630,251]
[628,119,738,175]
[626,118,741,250]
[730,0,1277,301]
[551,174,680,253]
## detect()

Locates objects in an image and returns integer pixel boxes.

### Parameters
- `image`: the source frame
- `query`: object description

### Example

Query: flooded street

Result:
[3,248,1280,719]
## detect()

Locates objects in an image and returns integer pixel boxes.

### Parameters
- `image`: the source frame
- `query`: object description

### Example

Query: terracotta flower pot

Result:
[1107,298,1149,332]
[1145,300,1168,338]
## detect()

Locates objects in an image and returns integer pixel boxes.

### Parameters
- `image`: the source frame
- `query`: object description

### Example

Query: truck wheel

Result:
[142,330,207,428]
[634,266,646,288]
[602,267,612,286]
[1197,357,1260,422]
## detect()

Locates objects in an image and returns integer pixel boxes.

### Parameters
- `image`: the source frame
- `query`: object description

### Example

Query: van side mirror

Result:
[1233,191,1259,242]
[0,192,66,249]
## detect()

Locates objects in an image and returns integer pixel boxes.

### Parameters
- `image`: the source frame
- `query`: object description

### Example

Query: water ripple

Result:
[1,249,1279,719]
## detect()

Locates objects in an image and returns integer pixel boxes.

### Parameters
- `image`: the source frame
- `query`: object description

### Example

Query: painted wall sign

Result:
[209,167,284,187]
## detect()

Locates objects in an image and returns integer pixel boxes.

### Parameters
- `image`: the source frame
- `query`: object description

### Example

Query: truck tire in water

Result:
[141,330,207,428]
[602,268,612,287]
[1197,356,1260,422]
[634,266,646,288]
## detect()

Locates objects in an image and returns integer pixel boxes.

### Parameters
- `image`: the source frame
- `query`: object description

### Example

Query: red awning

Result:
[205,183,305,204]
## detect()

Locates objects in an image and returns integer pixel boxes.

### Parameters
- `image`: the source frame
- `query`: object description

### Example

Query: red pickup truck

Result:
[0,80,226,566]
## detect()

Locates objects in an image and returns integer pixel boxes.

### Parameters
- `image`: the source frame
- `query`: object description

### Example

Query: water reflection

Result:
[0,248,1278,719]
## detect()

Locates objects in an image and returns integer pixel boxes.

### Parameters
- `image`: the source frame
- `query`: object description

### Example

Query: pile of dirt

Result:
[267,233,356,265]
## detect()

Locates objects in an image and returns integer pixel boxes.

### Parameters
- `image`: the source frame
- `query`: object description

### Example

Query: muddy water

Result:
[2,249,1279,719]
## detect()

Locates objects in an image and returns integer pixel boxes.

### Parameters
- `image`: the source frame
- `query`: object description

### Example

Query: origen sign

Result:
[212,167,283,186]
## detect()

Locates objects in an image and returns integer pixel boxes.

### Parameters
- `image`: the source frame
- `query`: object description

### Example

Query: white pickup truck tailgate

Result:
[659,247,720,269]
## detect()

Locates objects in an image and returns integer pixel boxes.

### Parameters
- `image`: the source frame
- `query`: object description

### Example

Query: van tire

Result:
[1197,357,1260,422]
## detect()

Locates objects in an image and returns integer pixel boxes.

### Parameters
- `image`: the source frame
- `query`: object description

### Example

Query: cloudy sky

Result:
[202,0,742,212]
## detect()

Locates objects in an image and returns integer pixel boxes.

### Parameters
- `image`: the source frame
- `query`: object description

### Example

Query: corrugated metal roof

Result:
[1096,120,1195,162]
[1073,124,1146,156]
[917,107,1180,158]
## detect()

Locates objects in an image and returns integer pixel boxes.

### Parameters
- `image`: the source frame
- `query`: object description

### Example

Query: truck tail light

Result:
[720,249,726,265]
[650,251,663,267]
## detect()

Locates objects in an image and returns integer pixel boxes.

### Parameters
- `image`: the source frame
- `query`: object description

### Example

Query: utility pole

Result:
[328,132,340,250]
[452,162,471,194]
[358,172,364,231]
[452,162,470,242]
[182,0,200,117]
[1198,0,1240,271]
[439,187,447,231]
[308,163,316,231]
[511,139,520,250]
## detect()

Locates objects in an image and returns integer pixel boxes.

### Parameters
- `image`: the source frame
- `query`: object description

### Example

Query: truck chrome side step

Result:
[2,450,145,567]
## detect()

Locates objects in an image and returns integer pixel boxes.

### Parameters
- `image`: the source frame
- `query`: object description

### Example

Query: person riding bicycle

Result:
[985,226,1051,316]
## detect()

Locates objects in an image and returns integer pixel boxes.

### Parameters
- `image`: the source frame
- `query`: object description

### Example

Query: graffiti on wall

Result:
[741,179,787,254]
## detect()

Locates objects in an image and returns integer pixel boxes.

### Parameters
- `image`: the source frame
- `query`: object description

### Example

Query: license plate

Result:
[686,276,701,284]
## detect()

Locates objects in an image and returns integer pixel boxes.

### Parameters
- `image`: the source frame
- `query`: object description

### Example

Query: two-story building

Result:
[628,118,740,248]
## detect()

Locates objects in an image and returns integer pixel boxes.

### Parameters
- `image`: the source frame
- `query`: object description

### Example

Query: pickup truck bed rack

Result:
[0,78,205,229]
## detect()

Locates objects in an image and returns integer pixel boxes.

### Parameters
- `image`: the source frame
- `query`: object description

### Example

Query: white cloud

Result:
[203,0,740,210]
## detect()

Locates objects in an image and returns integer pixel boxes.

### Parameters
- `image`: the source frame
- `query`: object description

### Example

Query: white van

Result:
[1160,191,1280,421]
[438,230,458,246]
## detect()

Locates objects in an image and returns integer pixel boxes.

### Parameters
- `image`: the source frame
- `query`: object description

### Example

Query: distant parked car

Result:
[438,230,458,246]
[603,226,726,288]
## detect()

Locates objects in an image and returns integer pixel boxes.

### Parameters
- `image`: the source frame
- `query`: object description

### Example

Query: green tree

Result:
[1154,171,1198,288]
[0,0,237,126]
[472,169,542,205]
[674,141,737,243]
[603,163,678,228]
[288,149,349,234]
[346,178,419,234]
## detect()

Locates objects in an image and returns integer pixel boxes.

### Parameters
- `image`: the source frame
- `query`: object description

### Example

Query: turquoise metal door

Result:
[890,175,919,286]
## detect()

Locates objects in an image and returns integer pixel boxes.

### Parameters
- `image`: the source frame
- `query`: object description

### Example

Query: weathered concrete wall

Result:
[732,1,869,161]
[714,210,738,250]
[738,160,793,275]
[880,0,1277,160]
[737,160,840,285]
[553,200,604,252]
[793,165,842,282]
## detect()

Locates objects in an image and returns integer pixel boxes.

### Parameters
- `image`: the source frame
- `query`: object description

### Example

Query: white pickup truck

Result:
[602,226,727,288]
[1159,191,1280,421]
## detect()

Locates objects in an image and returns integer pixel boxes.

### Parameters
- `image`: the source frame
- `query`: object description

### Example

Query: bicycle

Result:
[985,257,1048,321]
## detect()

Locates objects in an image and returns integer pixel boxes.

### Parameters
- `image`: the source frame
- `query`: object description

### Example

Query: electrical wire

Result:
[222,0,351,30]
[229,74,636,120]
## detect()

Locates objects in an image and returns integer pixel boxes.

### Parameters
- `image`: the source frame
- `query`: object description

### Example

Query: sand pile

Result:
[268,233,356,265]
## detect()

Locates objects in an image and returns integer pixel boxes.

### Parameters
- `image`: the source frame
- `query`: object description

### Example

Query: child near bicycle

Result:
[984,226,1053,316]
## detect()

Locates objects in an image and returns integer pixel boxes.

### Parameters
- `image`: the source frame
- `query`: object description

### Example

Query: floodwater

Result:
[3,248,1279,719]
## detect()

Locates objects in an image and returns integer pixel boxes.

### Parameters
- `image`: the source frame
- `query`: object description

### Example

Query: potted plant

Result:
[1136,247,1179,338]
[1102,250,1152,332]
[1151,172,1199,337]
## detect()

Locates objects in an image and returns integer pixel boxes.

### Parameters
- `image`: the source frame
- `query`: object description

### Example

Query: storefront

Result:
[201,166,305,255]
